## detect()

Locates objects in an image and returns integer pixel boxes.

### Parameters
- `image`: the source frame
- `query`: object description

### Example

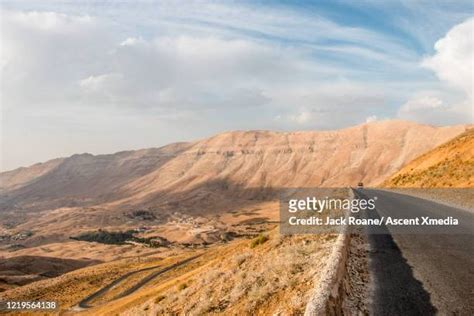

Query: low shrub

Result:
[71,230,135,245]
[155,295,165,304]
[250,234,269,248]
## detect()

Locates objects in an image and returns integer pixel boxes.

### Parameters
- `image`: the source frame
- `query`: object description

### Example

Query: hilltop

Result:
[383,128,474,188]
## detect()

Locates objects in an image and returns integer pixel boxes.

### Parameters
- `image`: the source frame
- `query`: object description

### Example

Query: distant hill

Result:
[0,119,471,248]
[0,120,470,213]
[0,143,191,211]
[383,128,474,188]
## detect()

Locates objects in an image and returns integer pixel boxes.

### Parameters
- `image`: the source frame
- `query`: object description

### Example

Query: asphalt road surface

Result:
[354,189,474,316]
[77,255,201,309]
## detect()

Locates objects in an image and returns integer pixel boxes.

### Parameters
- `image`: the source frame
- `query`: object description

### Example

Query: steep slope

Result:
[0,143,191,211]
[0,255,99,291]
[383,128,474,188]
[110,120,468,208]
[0,120,469,213]
[0,230,336,315]
[0,158,64,192]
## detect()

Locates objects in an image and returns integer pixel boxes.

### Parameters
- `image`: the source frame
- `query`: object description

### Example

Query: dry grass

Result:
[384,128,474,188]
[132,231,336,316]
[0,250,192,311]
[389,158,474,187]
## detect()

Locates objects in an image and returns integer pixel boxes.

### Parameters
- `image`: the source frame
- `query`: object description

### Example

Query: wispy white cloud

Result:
[397,93,469,125]
[0,2,473,170]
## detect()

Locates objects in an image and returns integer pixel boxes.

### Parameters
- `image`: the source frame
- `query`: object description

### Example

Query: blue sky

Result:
[1,0,473,170]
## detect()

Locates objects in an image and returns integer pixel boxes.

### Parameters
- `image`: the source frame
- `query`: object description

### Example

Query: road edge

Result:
[304,189,352,316]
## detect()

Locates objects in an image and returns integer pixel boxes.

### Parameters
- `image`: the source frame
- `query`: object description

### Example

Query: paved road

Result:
[354,189,474,315]
[77,255,201,309]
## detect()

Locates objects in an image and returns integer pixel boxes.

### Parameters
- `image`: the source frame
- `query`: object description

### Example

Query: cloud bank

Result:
[399,18,473,124]
[1,2,473,170]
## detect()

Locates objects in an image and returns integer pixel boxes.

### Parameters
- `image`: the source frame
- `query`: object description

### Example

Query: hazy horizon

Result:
[1,1,473,171]
[1,118,471,172]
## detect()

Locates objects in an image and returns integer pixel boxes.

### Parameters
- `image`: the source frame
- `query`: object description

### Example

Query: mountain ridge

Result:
[0,119,459,174]
[0,120,470,213]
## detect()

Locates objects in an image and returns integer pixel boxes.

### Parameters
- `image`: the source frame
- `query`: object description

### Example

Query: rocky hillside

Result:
[0,143,191,211]
[0,120,469,212]
[383,128,474,188]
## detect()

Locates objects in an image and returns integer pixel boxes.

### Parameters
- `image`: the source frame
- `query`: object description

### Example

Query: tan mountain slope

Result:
[0,143,191,211]
[383,128,474,188]
[0,229,336,315]
[0,255,99,291]
[110,120,468,209]
[0,120,469,214]
[0,158,64,192]
[0,121,470,305]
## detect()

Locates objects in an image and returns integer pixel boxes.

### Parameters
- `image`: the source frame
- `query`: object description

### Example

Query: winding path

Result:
[77,254,201,309]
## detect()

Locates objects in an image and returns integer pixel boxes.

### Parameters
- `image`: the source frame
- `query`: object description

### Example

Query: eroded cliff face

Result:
[110,120,468,207]
[1,120,469,212]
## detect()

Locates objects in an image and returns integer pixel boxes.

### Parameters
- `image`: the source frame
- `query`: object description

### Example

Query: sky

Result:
[1,0,473,171]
